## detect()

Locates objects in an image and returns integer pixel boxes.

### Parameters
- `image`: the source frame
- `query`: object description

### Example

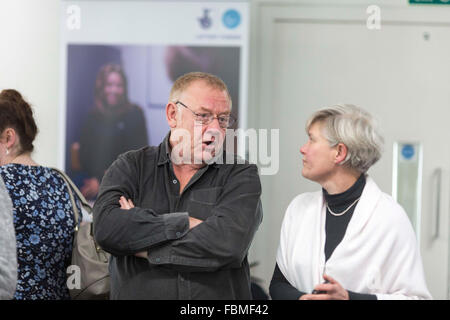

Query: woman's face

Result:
[103,72,125,107]
[300,121,337,184]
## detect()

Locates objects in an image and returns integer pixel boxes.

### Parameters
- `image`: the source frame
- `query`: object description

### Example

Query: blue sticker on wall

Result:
[401,144,415,160]
[222,9,241,29]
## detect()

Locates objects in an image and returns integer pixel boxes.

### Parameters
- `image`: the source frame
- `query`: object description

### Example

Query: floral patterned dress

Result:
[0,164,81,300]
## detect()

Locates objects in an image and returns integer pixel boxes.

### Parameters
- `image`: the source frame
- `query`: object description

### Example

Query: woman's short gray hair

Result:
[306,104,384,173]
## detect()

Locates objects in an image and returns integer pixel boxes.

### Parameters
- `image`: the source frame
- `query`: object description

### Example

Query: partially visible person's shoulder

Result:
[216,154,262,183]
[25,166,68,188]
[218,153,257,170]
[108,146,159,177]
[279,191,322,228]
[377,192,406,217]
[120,145,159,163]
[373,191,415,236]
[85,108,103,121]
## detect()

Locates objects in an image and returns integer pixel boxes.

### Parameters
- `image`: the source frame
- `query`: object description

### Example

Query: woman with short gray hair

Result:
[305,104,383,174]
[270,104,431,300]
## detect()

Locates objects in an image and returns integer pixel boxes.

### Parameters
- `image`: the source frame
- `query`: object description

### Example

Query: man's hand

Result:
[119,196,135,210]
[134,251,148,259]
[189,216,203,229]
[299,274,349,300]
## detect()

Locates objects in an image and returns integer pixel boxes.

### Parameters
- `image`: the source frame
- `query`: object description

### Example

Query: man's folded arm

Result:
[145,164,263,272]
[93,154,190,256]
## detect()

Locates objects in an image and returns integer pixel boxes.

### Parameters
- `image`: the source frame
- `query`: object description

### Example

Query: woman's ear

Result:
[166,102,178,128]
[2,128,17,150]
[334,143,348,165]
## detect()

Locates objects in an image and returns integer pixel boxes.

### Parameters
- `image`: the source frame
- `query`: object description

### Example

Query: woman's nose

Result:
[300,143,307,155]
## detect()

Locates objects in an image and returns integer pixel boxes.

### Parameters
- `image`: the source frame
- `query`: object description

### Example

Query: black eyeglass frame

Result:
[175,100,236,128]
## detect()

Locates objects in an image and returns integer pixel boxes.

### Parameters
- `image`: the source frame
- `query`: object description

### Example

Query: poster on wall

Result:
[60,1,249,200]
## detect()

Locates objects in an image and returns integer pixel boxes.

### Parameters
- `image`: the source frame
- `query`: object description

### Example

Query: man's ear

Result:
[334,143,348,165]
[166,102,178,128]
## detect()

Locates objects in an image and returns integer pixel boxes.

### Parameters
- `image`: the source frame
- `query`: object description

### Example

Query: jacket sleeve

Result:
[145,164,263,272]
[269,263,377,300]
[93,152,189,256]
[0,178,17,300]
[270,263,305,300]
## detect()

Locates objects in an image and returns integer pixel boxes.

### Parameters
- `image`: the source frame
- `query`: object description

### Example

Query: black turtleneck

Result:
[269,174,377,300]
[324,173,365,262]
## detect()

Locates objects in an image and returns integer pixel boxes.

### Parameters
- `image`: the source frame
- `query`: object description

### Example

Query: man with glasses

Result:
[93,72,263,300]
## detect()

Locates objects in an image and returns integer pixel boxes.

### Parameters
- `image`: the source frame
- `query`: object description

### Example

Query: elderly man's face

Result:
[172,80,230,165]
[300,121,337,183]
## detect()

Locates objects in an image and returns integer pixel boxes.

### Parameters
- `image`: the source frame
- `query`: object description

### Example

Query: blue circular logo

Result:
[401,144,415,160]
[222,9,241,29]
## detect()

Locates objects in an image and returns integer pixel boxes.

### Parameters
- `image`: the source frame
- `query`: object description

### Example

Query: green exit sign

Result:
[410,0,450,4]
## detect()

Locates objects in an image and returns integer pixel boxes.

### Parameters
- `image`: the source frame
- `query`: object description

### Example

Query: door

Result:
[249,4,450,299]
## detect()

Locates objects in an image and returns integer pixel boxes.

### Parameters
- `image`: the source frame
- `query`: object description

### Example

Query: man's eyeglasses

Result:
[175,101,236,128]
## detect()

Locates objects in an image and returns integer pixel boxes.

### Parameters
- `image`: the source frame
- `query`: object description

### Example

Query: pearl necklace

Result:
[326,196,361,217]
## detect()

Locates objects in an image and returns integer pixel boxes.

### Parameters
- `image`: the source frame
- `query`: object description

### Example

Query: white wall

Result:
[0,0,60,167]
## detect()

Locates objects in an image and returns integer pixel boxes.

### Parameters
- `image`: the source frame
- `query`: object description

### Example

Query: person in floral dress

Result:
[0,89,81,299]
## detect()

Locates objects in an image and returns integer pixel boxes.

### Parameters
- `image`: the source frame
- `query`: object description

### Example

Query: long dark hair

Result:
[94,63,131,114]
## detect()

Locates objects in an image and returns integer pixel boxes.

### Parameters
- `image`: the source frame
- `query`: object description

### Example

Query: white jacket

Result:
[276,176,432,300]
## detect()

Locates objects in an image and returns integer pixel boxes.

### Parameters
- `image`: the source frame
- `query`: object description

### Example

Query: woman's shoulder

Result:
[1,164,65,184]
[283,190,322,220]
[1,163,46,176]
[0,165,72,213]
[288,191,322,209]
[364,176,407,221]
[363,185,416,242]
[376,192,412,226]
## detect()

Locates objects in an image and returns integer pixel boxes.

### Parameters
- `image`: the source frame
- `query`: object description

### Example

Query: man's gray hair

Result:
[169,71,232,108]
[306,104,384,173]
